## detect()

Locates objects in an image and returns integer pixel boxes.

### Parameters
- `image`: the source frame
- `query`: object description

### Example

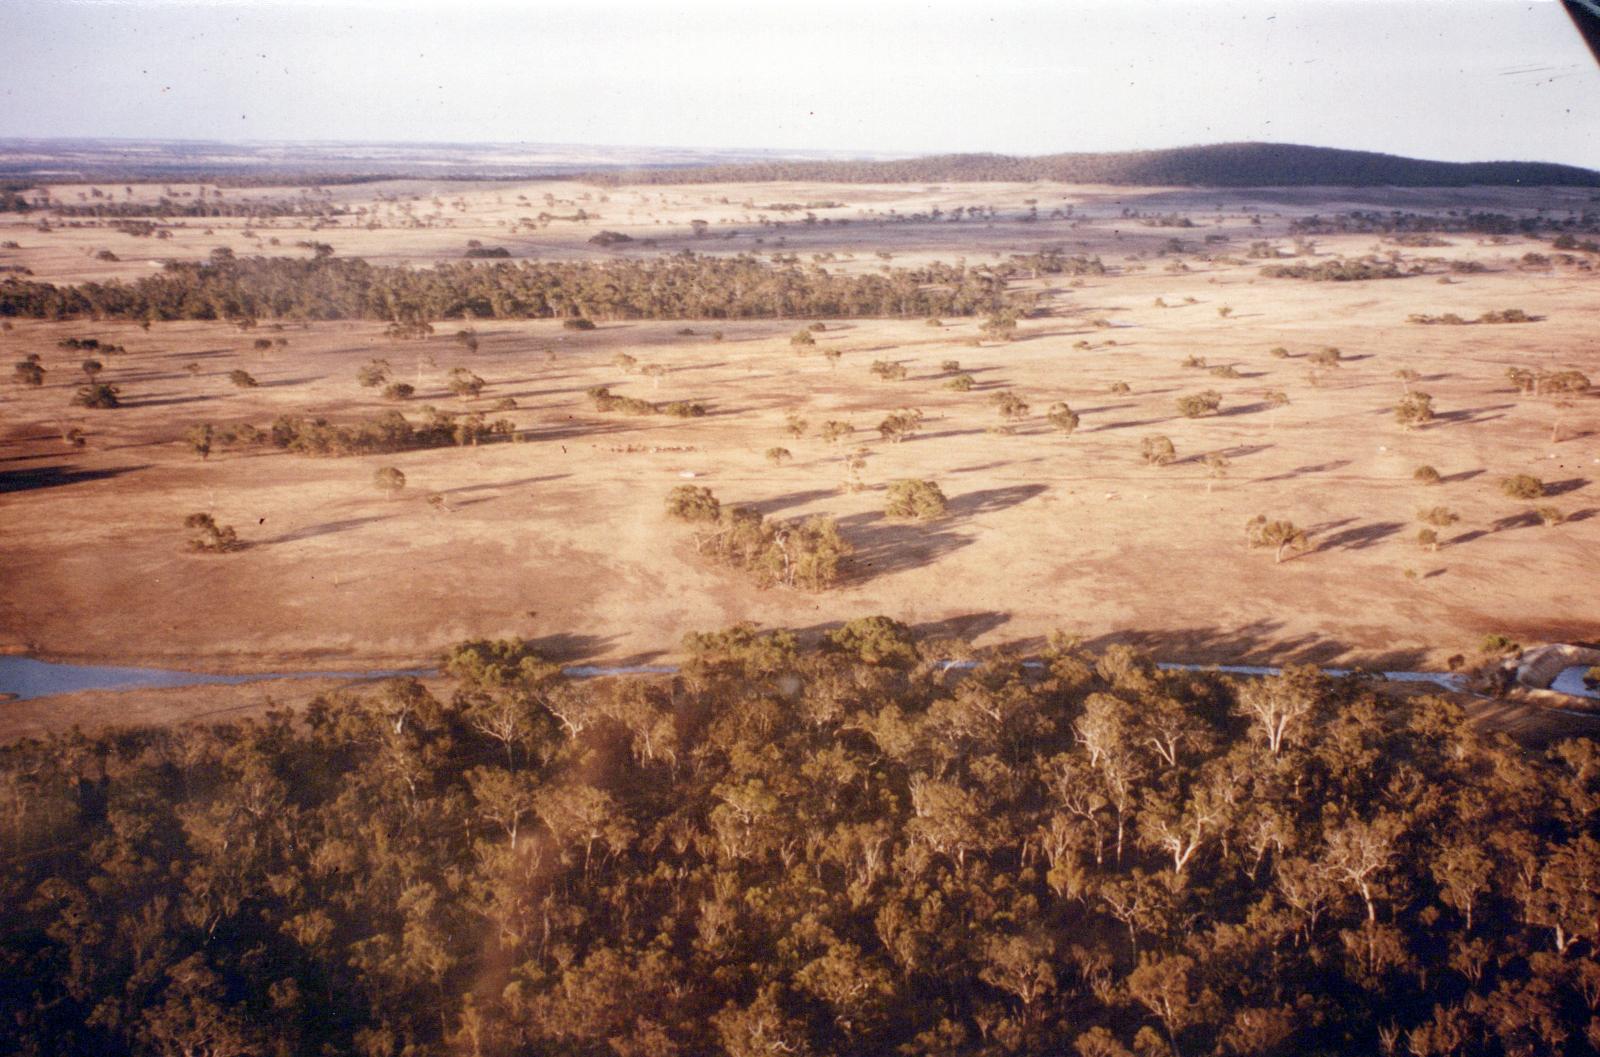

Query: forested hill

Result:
[587,141,1600,187]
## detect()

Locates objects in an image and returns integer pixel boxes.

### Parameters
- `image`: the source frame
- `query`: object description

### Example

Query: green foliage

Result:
[1500,474,1545,500]
[822,615,918,666]
[884,479,948,521]
[1481,632,1520,655]
[869,359,908,381]
[4,629,1600,1056]
[665,484,721,523]
[448,367,485,399]
[944,373,975,391]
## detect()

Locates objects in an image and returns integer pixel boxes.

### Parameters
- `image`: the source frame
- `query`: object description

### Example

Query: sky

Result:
[0,0,1596,168]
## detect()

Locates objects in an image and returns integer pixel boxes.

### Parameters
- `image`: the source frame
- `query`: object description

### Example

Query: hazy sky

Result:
[1,0,1596,167]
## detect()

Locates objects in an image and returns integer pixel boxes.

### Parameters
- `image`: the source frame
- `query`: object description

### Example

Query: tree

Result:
[1395,392,1434,430]
[12,361,44,386]
[374,466,407,499]
[824,615,918,666]
[1047,402,1080,434]
[228,369,258,388]
[1176,390,1222,418]
[1395,368,1420,393]
[869,359,907,381]
[884,479,948,520]
[765,447,791,466]
[80,359,103,381]
[1246,514,1308,563]
[358,359,391,387]
[1141,435,1176,466]
[448,368,485,400]
[877,408,924,443]
[73,382,120,408]
[790,329,815,349]
[992,391,1029,425]
[945,373,975,391]
[384,382,415,401]
[1414,465,1441,485]
[184,512,240,552]
[666,484,720,522]
[1500,474,1544,500]
[1204,452,1230,491]
[186,423,214,460]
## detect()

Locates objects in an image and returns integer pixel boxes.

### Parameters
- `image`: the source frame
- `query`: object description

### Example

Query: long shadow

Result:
[1091,415,1171,433]
[1434,404,1514,426]
[912,611,1013,643]
[261,376,323,388]
[121,394,215,409]
[1079,619,1432,672]
[1217,401,1271,418]
[1074,401,1137,416]
[1545,478,1589,497]
[434,474,571,497]
[0,463,148,494]
[1315,520,1405,551]
[1491,511,1542,532]
[1568,508,1597,523]
[1439,468,1484,485]
[947,483,1048,517]
[746,488,840,516]
[912,427,990,443]
[836,511,974,581]
[269,515,390,544]
[1252,459,1351,483]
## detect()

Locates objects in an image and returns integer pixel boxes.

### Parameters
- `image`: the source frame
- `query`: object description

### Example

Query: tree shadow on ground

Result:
[746,488,841,517]
[911,611,1013,643]
[0,463,148,494]
[1315,520,1405,552]
[433,474,570,497]
[121,393,215,409]
[837,511,974,582]
[1439,468,1484,485]
[269,515,392,544]
[1434,404,1514,426]
[1545,478,1588,497]
[947,483,1048,517]
[1251,459,1351,483]
[1079,620,1433,671]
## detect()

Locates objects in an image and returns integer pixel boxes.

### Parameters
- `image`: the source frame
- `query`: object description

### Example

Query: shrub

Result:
[358,360,391,387]
[1245,514,1309,562]
[877,408,924,443]
[1500,474,1544,500]
[12,361,44,386]
[1537,506,1565,526]
[384,382,415,401]
[991,391,1029,421]
[939,360,961,373]
[184,512,240,553]
[944,373,975,391]
[823,616,918,666]
[73,383,121,408]
[448,368,485,399]
[661,401,707,418]
[562,318,596,331]
[1269,346,1290,359]
[1208,365,1241,379]
[374,466,407,499]
[1413,465,1441,485]
[1182,354,1207,369]
[491,396,517,411]
[869,360,907,381]
[765,447,791,466]
[820,421,854,444]
[1176,390,1222,418]
[228,369,258,388]
[790,329,816,349]
[1046,403,1080,434]
[1418,506,1459,528]
[1109,381,1131,395]
[884,479,948,521]
[1481,633,1520,655]
[1395,392,1434,430]
[1141,435,1176,466]
[666,485,721,523]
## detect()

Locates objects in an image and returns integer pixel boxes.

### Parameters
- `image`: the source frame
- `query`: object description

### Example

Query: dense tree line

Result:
[0,252,1006,322]
[1290,211,1600,237]
[3,626,1598,1056]
[582,143,1600,188]
[39,196,350,220]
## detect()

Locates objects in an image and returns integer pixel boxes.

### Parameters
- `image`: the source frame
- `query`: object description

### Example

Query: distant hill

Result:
[584,142,1600,188]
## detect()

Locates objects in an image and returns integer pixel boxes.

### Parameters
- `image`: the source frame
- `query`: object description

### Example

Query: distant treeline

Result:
[583,142,1600,188]
[2,627,1598,1057]
[39,197,350,220]
[0,253,1008,322]
[1291,210,1600,237]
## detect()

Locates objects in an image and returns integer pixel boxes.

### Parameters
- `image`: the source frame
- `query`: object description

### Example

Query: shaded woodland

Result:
[3,626,1599,1057]
[0,253,1007,322]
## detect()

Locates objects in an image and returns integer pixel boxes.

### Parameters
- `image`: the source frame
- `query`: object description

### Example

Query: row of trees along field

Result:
[3,622,1598,1057]
[0,252,1010,322]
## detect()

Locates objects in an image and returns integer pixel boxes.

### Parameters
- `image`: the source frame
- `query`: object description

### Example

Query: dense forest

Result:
[0,253,1008,323]
[3,624,1598,1057]
[583,143,1600,189]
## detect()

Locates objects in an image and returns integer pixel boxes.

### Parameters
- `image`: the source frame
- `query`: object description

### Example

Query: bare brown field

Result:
[2,179,1597,732]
